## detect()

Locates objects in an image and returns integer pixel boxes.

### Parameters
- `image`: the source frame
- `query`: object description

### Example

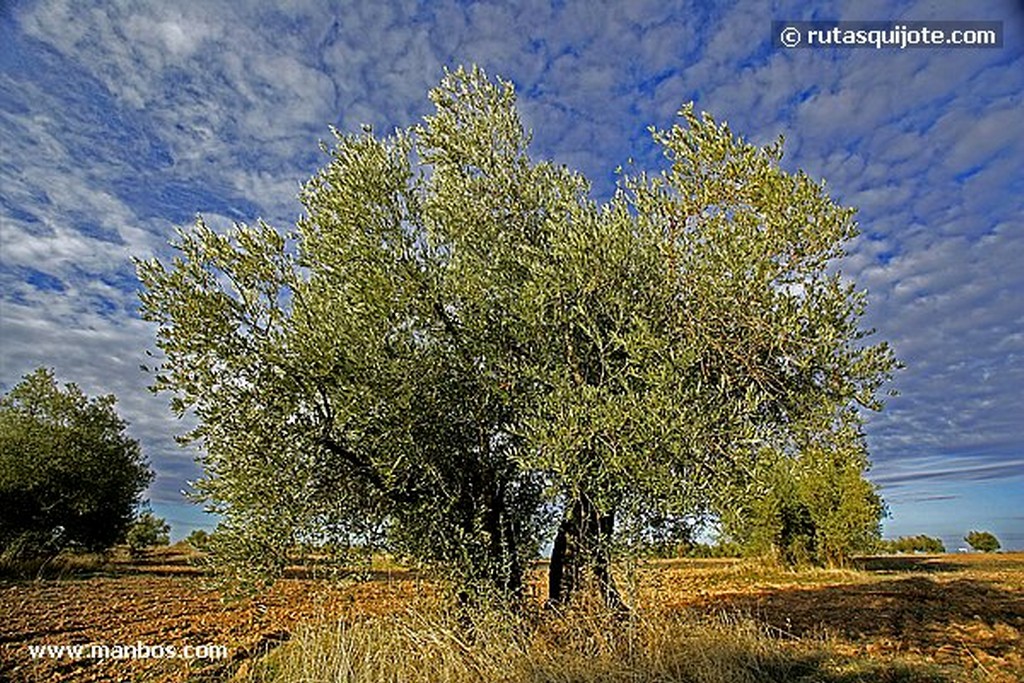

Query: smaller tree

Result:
[126,511,170,556]
[964,530,1000,553]
[185,529,210,551]
[720,426,884,567]
[1,368,152,556]
[730,455,818,566]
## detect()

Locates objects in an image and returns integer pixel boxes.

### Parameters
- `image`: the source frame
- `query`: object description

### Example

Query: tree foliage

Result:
[185,529,211,551]
[720,417,885,566]
[0,368,152,556]
[878,535,946,554]
[137,66,897,602]
[126,510,171,555]
[964,530,1000,553]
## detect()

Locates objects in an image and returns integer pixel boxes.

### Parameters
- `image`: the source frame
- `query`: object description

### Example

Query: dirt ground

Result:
[0,547,430,682]
[638,553,1024,681]
[2,548,1021,682]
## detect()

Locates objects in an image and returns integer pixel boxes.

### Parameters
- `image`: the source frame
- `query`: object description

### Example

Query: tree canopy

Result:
[964,530,1000,553]
[0,368,152,556]
[137,66,897,602]
[126,510,171,556]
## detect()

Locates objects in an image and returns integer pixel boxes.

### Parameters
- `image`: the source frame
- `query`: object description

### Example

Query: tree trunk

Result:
[546,495,625,611]
[484,476,524,600]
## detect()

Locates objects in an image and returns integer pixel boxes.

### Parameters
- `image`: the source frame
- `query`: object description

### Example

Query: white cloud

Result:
[3,0,1023,533]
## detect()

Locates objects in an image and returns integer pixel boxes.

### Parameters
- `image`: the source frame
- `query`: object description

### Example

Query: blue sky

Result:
[1,0,1021,550]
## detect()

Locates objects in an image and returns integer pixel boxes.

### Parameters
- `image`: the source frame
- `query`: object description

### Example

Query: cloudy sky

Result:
[1,0,1021,550]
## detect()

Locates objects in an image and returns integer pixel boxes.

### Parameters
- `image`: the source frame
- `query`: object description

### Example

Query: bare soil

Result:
[2,547,1021,682]
[639,553,1024,681]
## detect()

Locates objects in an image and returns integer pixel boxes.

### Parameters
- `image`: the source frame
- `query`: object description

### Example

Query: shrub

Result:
[964,530,1000,553]
[185,529,211,551]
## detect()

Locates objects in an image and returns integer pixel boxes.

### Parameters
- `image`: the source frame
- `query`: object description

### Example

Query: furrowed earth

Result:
[1,546,1021,682]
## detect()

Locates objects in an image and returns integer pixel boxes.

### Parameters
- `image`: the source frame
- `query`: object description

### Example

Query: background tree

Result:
[126,510,171,556]
[138,66,896,605]
[0,368,152,556]
[964,530,1000,553]
[878,535,945,554]
[185,529,210,551]
[720,425,884,567]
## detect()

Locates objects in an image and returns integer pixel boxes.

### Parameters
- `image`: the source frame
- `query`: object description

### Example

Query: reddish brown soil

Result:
[0,547,428,682]
[2,549,1022,682]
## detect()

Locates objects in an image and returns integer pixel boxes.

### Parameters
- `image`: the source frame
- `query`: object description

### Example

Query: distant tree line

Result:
[878,535,946,554]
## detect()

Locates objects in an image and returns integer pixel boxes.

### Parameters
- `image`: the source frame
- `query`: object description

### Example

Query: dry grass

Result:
[0,548,114,580]
[3,552,1021,682]
[240,599,949,683]
[239,555,1024,683]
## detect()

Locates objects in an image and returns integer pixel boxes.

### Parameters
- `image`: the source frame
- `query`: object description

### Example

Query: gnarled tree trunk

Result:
[546,494,626,611]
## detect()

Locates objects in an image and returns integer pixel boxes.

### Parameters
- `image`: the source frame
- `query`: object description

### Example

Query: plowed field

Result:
[2,548,1021,682]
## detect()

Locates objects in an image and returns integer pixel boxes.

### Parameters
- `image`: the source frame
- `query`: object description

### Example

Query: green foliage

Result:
[0,368,152,556]
[137,66,896,600]
[729,456,819,566]
[878,535,946,554]
[721,431,885,567]
[138,68,549,598]
[964,530,1000,553]
[126,510,171,555]
[185,529,211,551]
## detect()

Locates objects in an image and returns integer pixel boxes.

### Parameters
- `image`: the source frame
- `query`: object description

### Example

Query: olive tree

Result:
[126,510,171,556]
[964,530,1000,553]
[138,70,554,600]
[0,368,152,556]
[138,66,896,605]
[720,419,885,567]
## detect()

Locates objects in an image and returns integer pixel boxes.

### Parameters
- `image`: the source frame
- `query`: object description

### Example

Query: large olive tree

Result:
[138,66,896,604]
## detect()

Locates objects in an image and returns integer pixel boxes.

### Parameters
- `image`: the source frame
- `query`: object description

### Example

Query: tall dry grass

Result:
[0,547,113,579]
[238,598,919,683]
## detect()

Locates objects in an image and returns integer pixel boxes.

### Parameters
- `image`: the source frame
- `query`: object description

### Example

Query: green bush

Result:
[185,529,211,551]
[964,530,1000,553]
[722,441,884,567]
[126,511,170,555]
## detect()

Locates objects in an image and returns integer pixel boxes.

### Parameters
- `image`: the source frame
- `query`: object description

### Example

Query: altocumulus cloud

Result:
[1,0,1021,542]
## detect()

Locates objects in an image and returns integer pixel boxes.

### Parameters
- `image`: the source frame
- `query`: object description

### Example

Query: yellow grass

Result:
[237,555,1024,683]
[239,600,949,683]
